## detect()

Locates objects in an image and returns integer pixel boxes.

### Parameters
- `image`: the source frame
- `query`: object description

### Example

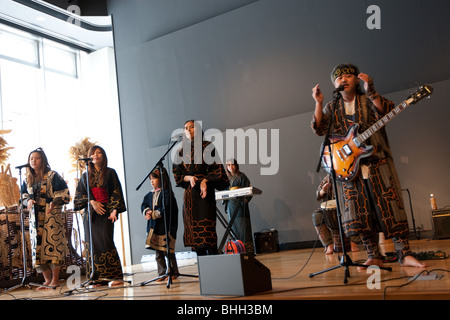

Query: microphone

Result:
[333,84,345,92]
[78,157,93,162]
[170,132,184,141]
[15,164,29,169]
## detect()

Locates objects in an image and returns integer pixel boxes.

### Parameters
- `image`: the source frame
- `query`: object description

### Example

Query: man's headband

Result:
[331,64,359,82]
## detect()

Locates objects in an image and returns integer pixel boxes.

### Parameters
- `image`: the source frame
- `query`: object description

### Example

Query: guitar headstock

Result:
[408,84,433,104]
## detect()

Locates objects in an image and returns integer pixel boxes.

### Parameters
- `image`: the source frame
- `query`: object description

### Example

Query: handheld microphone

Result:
[333,84,346,92]
[78,157,93,162]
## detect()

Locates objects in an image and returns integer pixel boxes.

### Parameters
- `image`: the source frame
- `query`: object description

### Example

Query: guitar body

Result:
[319,84,433,181]
[321,124,375,181]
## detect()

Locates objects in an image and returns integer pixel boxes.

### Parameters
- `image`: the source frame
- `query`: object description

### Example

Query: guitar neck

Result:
[355,97,414,145]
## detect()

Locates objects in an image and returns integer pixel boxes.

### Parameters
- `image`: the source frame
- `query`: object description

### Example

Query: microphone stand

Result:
[3,167,42,294]
[137,138,197,288]
[402,188,419,239]
[309,88,391,284]
[65,159,95,295]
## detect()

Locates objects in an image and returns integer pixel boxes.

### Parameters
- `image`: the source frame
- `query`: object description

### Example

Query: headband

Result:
[331,64,359,82]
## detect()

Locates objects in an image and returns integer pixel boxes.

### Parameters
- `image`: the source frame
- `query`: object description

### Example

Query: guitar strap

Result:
[360,94,370,131]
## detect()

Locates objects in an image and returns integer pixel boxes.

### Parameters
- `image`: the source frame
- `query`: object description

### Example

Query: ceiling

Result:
[0,0,113,51]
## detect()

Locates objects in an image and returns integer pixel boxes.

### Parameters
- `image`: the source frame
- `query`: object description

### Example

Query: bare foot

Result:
[109,281,124,287]
[36,282,56,291]
[400,255,428,268]
[325,244,334,255]
[357,258,384,271]
[350,242,359,252]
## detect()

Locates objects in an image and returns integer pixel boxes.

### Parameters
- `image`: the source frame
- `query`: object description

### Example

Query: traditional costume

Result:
[141,185,179,276]
[74,167,126,284]
[22,171,70,271]
[224,172,254,253]
[173,140,228,255]
[311,63,411,261]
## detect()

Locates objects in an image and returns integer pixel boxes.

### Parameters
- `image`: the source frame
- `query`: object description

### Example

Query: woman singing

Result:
[74,145,126,287]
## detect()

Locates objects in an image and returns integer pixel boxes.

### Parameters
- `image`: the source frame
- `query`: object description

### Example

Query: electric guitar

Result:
[321,84,433,181]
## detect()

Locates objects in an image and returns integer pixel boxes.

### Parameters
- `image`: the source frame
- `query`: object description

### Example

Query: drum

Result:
[320,200,339,230]
[319,200,350,253]
[320,199,336,210]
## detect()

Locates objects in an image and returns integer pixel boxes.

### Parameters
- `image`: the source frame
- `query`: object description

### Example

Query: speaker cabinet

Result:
[432,209,450,240]
[198,253,272,296]
[254,229,280,254]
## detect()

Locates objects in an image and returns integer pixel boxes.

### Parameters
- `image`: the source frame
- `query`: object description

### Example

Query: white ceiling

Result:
[0,0,113,51]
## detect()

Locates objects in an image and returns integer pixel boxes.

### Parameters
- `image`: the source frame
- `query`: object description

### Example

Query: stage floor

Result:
[1,238,449,301]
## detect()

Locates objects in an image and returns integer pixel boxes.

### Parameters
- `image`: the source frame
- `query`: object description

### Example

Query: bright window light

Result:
[0,29,40,67]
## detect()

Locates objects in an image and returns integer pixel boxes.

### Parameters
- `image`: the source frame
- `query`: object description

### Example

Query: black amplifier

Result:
[431,209,450,240]
[254,229,280,254]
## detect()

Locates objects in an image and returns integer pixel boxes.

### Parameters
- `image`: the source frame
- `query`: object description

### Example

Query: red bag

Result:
[225,239,245,254]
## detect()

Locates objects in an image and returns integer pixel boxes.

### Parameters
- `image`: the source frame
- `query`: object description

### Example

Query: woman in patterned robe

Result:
[21,148,70,289]
[224,158,254,253]
[172,120,229,256]
[74,146,126,286]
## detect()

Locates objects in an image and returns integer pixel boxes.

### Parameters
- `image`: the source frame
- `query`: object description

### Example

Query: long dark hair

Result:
[225,158,240,179]
[87,145,108,186]
[26,147,51,185]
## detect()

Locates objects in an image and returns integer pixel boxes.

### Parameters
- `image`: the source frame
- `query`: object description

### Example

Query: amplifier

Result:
[198,253,272,296]
[254,229,279,254]
[432,209,450,217]
[431,209,450,240]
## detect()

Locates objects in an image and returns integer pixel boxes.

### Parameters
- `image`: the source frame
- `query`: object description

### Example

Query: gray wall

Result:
[107,0,450,263]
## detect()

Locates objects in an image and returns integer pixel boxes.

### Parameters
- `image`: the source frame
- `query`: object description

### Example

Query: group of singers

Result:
[20,120,253,289]
[21,146,126,289]
[21,63,427,291]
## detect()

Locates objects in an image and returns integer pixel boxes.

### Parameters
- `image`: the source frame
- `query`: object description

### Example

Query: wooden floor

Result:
[1,238,449,302]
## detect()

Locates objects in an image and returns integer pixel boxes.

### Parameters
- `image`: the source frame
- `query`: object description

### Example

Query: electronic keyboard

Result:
[215,186,262,200]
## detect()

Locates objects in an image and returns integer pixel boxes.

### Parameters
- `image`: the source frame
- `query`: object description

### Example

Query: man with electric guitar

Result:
[311,63,430,269]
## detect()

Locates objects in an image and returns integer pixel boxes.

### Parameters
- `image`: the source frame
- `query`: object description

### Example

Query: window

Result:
[43,40,78,77]
[0,22,127,263]
[0,23,84,201]
[0,26,40,67]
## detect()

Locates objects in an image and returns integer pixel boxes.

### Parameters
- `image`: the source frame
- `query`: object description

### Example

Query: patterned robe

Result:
[74,167,126,282]
[22,171,70,269]
[224,172,254,253]
[172,140,229,252]
[141,188,178,253]
[311,93,409,239]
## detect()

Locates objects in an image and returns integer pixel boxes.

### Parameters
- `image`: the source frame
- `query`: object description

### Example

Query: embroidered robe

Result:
[141,188,178,253]
[74,167,126,282]
[311,94,409,239]
[172,140,229,251]
[22,171,70,268]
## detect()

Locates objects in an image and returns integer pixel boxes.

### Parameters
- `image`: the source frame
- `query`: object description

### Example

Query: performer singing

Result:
[172,120,229,256]
[311,63,426,268]
[74,145,126,286]
[141,168,179,280]
[21,148,70,290]
[225,158,254,254]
